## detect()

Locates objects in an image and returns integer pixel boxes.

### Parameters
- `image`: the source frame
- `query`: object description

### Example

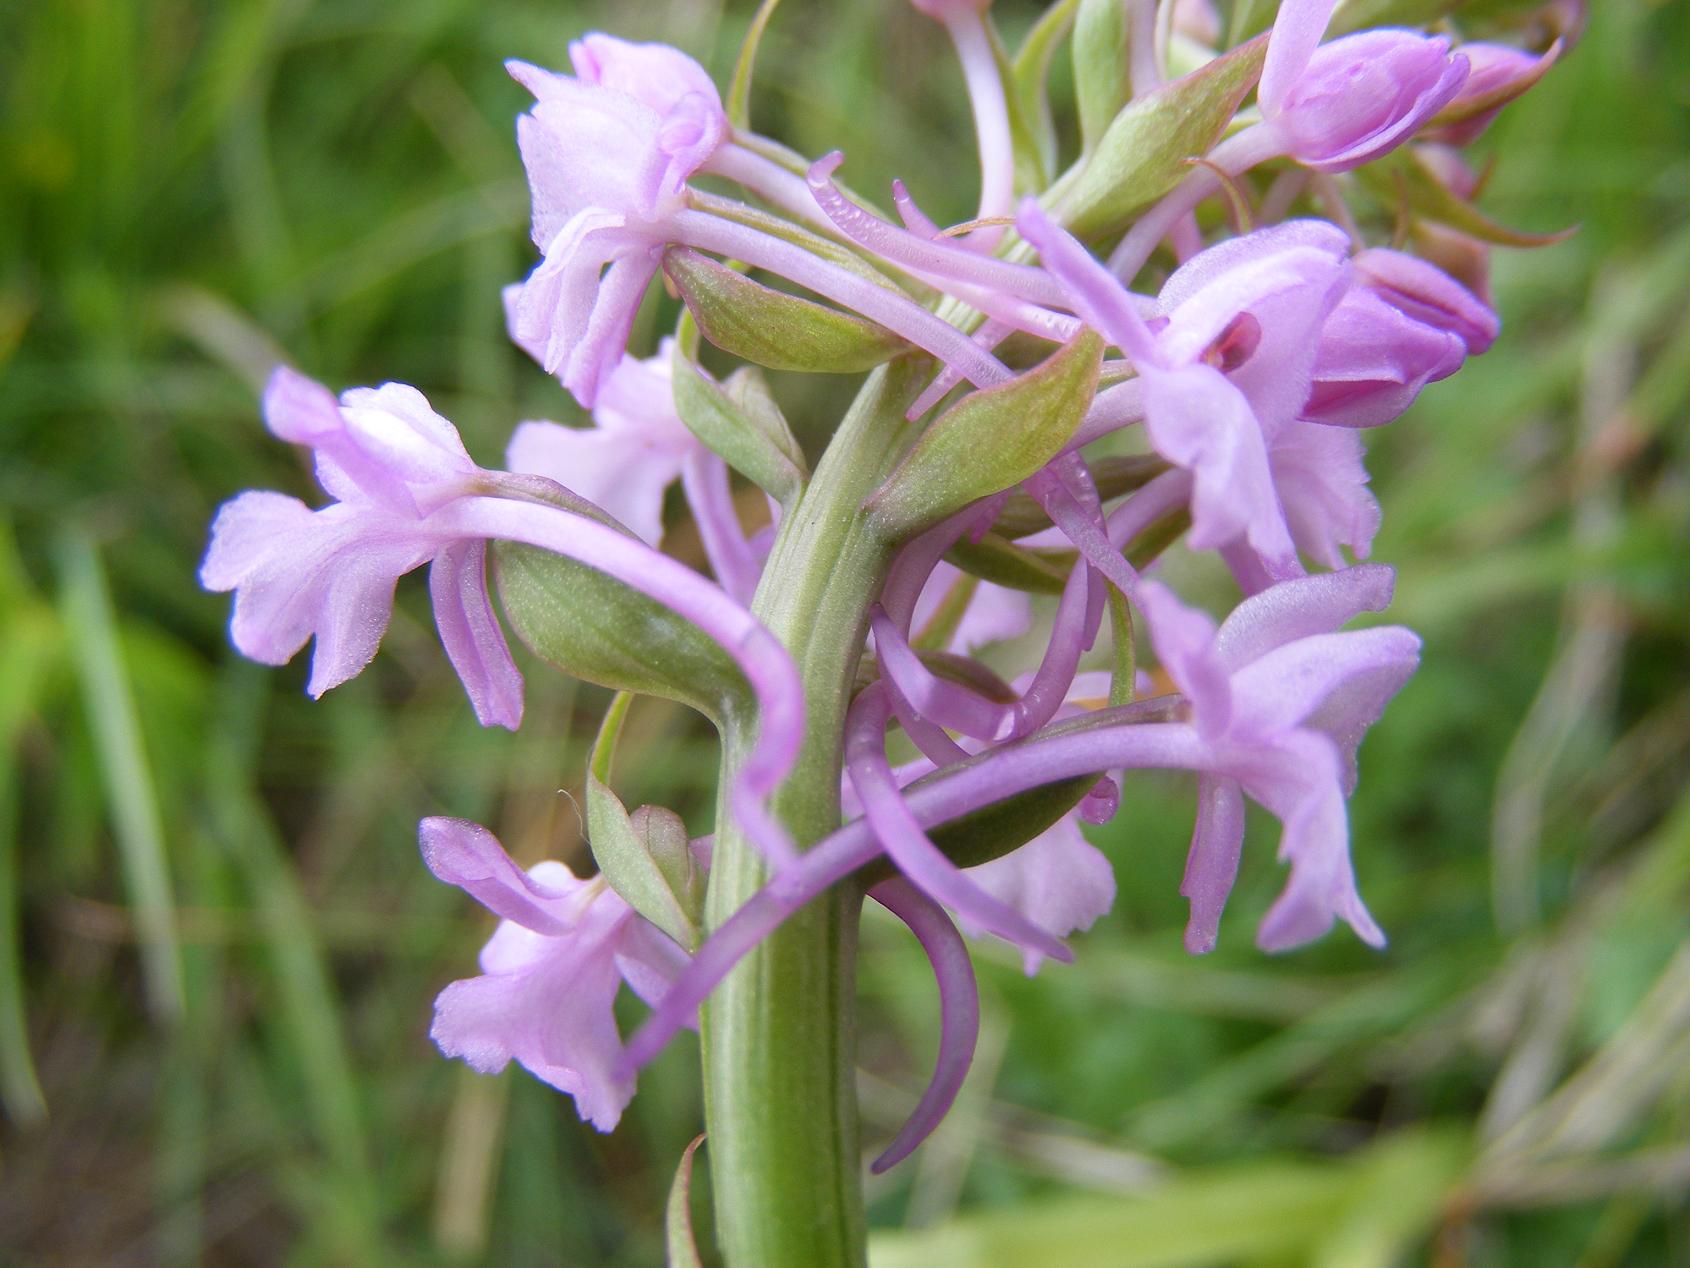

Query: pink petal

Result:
[419,817,579,934]
[868,877,980,1172]
[505,420,684,547]
[965,815,1116,974]
[1181,775,1246,954]
[1213,564,1397,671]
[429,540,525,730]
[1270,423,1381,569]
[1142,363,1298,576]
[1260,0,1340,117]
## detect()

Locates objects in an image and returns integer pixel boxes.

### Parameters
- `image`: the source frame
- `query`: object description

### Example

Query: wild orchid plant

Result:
[202,0,1574,1261]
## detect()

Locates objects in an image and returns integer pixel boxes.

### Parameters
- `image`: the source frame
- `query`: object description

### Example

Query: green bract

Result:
[1073,0,1133,153]
[1060,34,1268,241]
[669,317,808,505]
[492,539,748,722]
[586,694,705,951]
[865,331,1103,539]
[666,247,907,375]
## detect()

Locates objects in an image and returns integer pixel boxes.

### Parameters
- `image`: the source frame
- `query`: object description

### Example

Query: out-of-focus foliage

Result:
[1,1,1686,1264]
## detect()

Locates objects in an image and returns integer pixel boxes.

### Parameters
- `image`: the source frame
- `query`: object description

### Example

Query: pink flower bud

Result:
[1355,247,1499,355]
[1259,1,1468,173]
[1422,41,1561,145]
[1267,30,1470,171]
[566,33,723,124]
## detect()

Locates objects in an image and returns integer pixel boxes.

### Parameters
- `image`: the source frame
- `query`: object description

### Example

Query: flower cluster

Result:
[203,0,1569,1169]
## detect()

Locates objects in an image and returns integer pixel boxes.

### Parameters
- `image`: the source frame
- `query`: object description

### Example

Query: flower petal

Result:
[429,540,525,730]
[965,815,1116,974]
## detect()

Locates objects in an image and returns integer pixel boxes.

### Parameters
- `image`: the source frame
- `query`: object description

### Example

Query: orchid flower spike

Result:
[1258,0,1470,173]
[421,817,691,1130]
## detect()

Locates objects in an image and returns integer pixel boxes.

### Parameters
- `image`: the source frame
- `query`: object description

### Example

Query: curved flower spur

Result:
[199,1,1570,1261]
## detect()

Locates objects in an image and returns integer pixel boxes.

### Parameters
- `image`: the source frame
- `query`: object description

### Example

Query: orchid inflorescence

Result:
[202,0,1571,1189]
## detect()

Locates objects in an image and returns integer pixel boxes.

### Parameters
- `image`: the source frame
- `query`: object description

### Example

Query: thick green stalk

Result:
[703,360,927,1268]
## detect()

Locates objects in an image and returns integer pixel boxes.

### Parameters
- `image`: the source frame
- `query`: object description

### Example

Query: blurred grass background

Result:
[2,0,1688,1263]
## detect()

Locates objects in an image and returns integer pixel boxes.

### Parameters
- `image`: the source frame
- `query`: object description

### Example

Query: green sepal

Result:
[865,331,1103,539]
[670,313,807,505]
[946,533,1074,595]
[1359,150,1577,249]
[726,0,782,130]
[1060,34,1268,242]
[1074,0,1133,154]
[666,246,906,375]
[1013,0,1080,188]
[491,540,747,723]
[586,694,704,951]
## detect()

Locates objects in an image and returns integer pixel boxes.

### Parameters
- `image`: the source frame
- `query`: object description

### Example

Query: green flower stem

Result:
[703,359,928,1268]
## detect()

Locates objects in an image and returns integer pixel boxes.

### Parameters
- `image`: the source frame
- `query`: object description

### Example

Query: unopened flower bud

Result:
[1422,41,1560,145]
[1260,0,1469,173]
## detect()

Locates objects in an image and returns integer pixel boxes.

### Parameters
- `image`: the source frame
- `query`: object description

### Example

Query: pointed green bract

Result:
[670,312,808,505]
[1060,35,1268,241]
[1013,0,1080,184]
[866,331,1103,539]
[666,247,906,376]
[1361,151,1577,249]
[587,694,704,951]
[1074,0,1133,153]
[491,540,748,723]
[665,1136,708,1268]
[726,0,783,130]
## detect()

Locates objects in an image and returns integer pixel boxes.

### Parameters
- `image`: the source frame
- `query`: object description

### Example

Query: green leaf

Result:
[1074,0,1133,153]
[866,331,1103,538]
[666,1135,707,1268]
[870,1128,1469,1268]
[1012,0,1080,186]
[57,530,185,1022]
[666,246,906,375]
[1060,34,1268,241]
[671,312,807,504]
[585,694,703,951]
[491,540,748,724]
[726,0,782,130]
